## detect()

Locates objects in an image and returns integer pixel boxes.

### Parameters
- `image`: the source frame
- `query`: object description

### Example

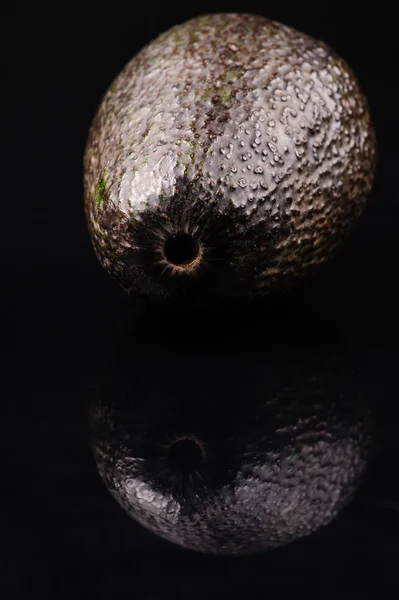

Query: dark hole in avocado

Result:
[168,438,204,474]
[163,233,200,267]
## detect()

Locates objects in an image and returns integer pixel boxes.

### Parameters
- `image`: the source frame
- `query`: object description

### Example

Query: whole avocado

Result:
[84,13,376,300]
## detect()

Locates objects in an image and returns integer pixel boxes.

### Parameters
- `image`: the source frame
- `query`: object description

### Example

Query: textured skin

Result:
[84,13,376,299]
[91,356,372,555]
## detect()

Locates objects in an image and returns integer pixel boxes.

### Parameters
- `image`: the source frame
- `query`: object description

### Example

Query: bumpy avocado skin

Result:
[90,355,372,555]
[84,13,376,299]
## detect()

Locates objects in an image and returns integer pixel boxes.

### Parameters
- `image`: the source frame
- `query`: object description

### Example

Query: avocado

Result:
[84,13,376,300]
[90,350,372,555]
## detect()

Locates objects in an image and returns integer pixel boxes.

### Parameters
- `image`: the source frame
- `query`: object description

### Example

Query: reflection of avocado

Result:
[84,13,376,300]
[91,351,372,555]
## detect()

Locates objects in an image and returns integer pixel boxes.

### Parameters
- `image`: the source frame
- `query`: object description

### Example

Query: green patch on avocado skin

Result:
[95,177,107,205]
[213,88,234,103]
[142,122,154,140]
[173,31,183,44]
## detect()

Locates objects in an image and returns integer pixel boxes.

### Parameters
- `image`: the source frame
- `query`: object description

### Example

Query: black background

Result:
[4,2,399,598]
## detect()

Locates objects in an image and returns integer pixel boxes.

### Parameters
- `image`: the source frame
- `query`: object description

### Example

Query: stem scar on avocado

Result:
[84,13,376,301]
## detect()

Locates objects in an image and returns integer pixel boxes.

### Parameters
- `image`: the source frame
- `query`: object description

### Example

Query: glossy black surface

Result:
[5,1,399,597]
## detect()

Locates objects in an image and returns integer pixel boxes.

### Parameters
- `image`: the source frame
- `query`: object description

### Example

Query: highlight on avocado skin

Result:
[84,13,376,300]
